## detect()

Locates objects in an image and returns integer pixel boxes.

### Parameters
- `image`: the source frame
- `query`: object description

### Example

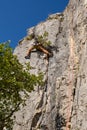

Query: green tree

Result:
[0,42,43,130]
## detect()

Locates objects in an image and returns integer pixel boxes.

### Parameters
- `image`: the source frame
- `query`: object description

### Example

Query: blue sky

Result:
[0,0,69,48]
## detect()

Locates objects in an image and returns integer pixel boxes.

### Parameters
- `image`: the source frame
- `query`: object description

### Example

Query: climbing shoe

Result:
[25,55,30,59]
[49,52,53,57]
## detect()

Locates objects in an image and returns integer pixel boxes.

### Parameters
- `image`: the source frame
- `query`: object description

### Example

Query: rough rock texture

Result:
[13,0,87,130]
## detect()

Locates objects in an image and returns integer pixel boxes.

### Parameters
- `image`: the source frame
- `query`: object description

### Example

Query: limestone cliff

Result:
[13,0,87,130]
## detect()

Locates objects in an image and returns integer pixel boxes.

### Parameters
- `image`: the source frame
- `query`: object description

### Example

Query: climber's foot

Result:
[25,55,30,59]
[49,52,53,57]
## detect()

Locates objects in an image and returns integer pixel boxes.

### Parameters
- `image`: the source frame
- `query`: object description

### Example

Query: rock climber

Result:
[25,38,53,59]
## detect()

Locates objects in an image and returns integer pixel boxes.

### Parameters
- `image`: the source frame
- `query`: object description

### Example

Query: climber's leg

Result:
[38,46,53,57]
[27,46,35,55]
[25,44,53,59]
[25,46,35,59]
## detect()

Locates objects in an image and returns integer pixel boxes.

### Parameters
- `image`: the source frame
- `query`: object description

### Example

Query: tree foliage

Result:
[0,42,43,130]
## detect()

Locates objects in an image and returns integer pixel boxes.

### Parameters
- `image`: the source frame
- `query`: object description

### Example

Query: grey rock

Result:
[13,0,87,130]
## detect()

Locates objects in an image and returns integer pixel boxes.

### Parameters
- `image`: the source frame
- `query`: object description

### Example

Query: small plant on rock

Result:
[37,31,52,47]
[26,33,35,40]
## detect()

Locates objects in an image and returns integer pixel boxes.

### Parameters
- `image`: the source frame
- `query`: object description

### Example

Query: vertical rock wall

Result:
[13,0,87,130]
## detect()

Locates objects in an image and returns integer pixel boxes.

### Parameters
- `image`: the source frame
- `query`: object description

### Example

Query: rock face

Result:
[13,0,87,130]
